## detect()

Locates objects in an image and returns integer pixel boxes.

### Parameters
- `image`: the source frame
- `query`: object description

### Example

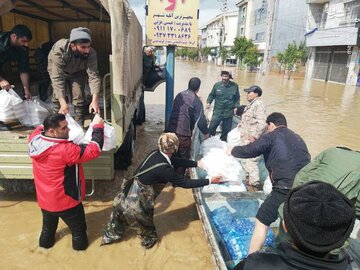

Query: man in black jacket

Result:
[234,181,355,270]
[226,112,310,255]
[102,133,222,248]
[167,77,209,161]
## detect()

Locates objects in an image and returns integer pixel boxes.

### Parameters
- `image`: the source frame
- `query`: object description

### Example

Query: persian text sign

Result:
[146,0,199,47]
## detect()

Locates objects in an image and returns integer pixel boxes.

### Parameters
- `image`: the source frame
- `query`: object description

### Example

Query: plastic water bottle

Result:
[265,227,275,246]
[211,207,233,236]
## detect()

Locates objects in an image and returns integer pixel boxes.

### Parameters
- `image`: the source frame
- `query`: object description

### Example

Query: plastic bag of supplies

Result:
[81,117,116,151]
[0,89,23,122]
[18,97,51,127]
[66,114,85,144]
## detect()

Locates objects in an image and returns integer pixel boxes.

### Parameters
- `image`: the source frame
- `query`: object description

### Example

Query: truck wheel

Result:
[114,124,134,170]
[135,91,146,125]
[0,179,35,193]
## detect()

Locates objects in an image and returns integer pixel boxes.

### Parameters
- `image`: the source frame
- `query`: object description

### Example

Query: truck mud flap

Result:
[114,124,134,170]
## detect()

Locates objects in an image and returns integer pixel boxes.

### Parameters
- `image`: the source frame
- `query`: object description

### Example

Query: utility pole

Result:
[262,0,276,75]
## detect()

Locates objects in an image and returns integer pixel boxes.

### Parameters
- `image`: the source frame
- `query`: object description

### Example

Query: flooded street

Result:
[147,60,360,156]
[0,60,359,270]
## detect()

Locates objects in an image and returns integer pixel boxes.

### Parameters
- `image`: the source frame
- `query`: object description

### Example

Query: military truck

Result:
[0,0,146,193]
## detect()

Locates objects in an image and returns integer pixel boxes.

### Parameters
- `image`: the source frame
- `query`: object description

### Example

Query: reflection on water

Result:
[145,60,360,156]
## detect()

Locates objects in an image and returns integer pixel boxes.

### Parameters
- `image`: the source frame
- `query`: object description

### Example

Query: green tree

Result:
[187,48,198,60]
[298,41,308,66]
[220,47,229,65]
[231,36,254,64]
[200,46,212,62]
[243,46,260,72]
[276,41,307,79]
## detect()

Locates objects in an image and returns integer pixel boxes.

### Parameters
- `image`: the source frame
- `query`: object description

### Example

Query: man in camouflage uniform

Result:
[206,71,240,141]
[239,85,267,191]
[48,27,100,126]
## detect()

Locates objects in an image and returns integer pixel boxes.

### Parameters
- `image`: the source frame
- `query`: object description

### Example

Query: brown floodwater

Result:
[0,60,359,270]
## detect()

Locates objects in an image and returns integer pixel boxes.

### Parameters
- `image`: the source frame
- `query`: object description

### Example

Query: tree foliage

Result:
[219,47,229,64]
[277,41,308,79]
[200,46,213,57]
[243,46,261,71]
[231,36,255,62]
[175,47,199,60]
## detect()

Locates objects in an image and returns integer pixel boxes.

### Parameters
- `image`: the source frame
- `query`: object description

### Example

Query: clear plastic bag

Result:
[18,97,50,127]
[123,178,140,210]
[66,114,85,144]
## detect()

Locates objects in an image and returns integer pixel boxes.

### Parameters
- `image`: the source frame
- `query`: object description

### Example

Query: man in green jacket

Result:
[48,27,101,126]
[206,71,240,141]
[294,146,360,219]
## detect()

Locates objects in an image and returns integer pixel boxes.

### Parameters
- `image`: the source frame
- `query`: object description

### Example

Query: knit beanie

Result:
[188,77,201,92]
[70,27,92,43]
[158,132,179,154]
[284,181,355,256]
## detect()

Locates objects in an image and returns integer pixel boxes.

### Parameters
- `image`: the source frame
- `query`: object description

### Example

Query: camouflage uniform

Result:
[102,155,167,248]
[239,97,267,187]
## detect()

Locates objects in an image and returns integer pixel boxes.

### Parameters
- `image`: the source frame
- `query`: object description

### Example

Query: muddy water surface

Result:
[0,60,359,270]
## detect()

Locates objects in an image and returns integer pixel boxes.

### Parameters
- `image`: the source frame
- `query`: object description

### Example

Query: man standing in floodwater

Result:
[28,113,104,250]
[167,77,209,161]
[101,133,222,249]
[206,71,240,141]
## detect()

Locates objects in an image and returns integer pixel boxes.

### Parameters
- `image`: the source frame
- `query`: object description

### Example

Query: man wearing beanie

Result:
[48,27,101,126]
[166,77,209,170]
[206,70,240,141]
[234,181,355,270]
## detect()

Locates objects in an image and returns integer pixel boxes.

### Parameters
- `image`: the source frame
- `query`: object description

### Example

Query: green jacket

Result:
[294,147,360,219]
[47,39,100,99]
[207,80,240,118]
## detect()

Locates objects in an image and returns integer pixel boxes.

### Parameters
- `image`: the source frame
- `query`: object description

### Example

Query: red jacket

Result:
[28,124,104,212]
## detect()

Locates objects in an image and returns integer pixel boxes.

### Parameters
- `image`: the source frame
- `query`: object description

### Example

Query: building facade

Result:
[200,11,238,64]
[236,0,307,66]
[305,0,360,85]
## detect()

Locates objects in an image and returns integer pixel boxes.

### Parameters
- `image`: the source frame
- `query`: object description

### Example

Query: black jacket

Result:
[167,89,209,137]
[136,150,210,188]
[0,32,29,73]
[231,127,310,189]
[234,242,352,270]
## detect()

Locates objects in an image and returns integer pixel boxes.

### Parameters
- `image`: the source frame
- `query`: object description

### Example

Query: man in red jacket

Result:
[28,113,104,250]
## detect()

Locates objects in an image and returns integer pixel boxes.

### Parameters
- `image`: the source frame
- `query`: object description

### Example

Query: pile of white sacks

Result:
[0,89,115,152]
[0,89,50,127]
[200,128,272,194]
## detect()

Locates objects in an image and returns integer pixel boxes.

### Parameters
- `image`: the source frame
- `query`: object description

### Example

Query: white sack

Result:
[66,114,85,144]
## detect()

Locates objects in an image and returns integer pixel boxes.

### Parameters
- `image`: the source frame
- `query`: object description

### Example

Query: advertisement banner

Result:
[146,0,199,48]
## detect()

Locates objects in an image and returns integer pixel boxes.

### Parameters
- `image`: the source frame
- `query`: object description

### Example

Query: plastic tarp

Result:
[99,0,142,97]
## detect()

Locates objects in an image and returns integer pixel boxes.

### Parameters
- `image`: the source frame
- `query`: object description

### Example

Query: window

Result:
[343,0,360,25]
[255,32,265,41]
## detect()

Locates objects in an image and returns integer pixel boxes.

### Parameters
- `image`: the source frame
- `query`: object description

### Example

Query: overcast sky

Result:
[128,0,238,29]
